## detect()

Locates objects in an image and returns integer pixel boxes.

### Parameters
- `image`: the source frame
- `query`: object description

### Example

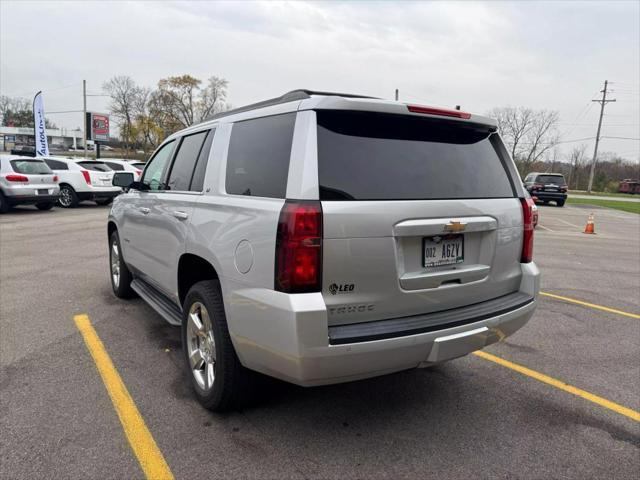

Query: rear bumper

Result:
[533,191,567,202]
[225,263,540,386]
[5,193,59,205]
[77,189,120,201]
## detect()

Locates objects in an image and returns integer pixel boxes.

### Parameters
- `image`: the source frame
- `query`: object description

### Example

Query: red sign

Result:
[86,112,110,142]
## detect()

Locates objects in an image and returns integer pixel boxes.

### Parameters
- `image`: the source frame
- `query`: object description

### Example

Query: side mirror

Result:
[112,172,135,188]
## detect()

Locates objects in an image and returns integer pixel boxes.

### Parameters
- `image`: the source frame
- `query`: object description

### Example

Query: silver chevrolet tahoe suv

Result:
[108,90,539,411]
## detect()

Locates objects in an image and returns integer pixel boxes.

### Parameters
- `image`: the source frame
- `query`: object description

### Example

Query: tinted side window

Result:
[166,131,208,191]
[44,159,69,170]
[142,141,175,191]
[190,129,214,192]
[225,113,296,198]
[105,162,125,171]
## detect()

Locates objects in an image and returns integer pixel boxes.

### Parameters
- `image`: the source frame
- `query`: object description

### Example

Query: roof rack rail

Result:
[204,89,379,122]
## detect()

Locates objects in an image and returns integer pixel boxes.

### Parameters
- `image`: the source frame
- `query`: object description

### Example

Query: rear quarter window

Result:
[317,111,515,200]
[44,159,69,170]
[105,162,125,171]
[10,159,52,175]
[225,113,296,198]
[77,161,112,172]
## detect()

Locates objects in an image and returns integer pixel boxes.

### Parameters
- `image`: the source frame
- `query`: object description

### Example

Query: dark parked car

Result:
[523,173,567,207]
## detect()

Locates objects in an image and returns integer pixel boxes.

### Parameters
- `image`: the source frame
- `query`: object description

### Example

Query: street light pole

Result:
[82,80,87,155]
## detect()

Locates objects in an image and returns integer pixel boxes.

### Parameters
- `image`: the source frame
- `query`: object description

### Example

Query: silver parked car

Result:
[0,155,60,212]
[108,90,540,411]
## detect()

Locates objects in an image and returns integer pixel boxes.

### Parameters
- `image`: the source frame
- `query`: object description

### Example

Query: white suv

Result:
[108,90,539,411]
[0,155,60,212]
[102,159,143,181]
[43,157,122,207]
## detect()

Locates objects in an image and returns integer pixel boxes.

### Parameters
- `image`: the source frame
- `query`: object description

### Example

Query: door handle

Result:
[139,207,150,214]
[172,210,189,220]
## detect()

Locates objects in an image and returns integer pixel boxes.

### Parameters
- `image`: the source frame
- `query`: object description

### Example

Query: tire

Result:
[557,200,565,207]
[35,202,54,211]
[58,185,78,208]
[0,191,9,213]
[96,198,113,206]
[109,230,135,298]
[182,280,253,411]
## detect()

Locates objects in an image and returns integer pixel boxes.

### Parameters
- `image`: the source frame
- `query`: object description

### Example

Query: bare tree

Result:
[199,76,228,120]
[0,96,30,125]
[103,76,140,152]
[567,144,587,189]
[487,106,560,174]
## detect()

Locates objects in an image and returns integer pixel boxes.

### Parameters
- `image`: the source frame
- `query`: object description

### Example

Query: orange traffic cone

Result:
[584,213,596,234]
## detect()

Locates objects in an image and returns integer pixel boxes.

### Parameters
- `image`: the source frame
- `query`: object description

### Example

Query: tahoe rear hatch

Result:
[316,110,525,327]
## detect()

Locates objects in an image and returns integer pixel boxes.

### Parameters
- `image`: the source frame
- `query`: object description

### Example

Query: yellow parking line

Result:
[74,314,174,480]
[540,292,640,319]
[473,350,640,422]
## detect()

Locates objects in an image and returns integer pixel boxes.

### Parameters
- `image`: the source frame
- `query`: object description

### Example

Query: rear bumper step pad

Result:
[328,292,534,345]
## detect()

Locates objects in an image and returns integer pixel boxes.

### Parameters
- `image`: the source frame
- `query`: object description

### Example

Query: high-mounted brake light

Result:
[407,104,472,120]
[275,200,322,293]
[6,174,28,182]
[81,170,91,185]
[520,197,535,263]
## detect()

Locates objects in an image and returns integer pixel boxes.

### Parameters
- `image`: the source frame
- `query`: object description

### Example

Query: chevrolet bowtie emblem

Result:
[444,220,466,233]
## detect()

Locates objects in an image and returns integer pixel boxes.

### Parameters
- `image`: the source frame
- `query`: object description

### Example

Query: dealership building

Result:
[0,126,84,152]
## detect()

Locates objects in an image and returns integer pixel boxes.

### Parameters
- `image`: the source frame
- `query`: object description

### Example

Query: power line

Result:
[2,82,82,98]
[601,136,640,141]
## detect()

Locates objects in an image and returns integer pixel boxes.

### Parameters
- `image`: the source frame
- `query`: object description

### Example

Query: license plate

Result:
[37,189,48,195]
[423,234,464,267]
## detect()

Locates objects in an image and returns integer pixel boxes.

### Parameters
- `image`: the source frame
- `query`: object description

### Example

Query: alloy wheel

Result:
[59,188,72,207]
[110,240,120,288]
[186,302,216,391]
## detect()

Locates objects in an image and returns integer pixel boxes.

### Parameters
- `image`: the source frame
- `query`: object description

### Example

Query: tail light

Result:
[532,183,544,190]
[520,197,535,263]
[275,200,322,293]
[81,170,91,185]
[560,186,568,192]
[407,104,472,120]
[6,174,28,182]
[135,169,142,176]
[53,175,59,182]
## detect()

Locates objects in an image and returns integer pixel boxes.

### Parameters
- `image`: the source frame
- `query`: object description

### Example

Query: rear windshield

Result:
[536,175,565,185]
[132,163,146,168]
[316,111,515,200]
[10,159,52,175]
[77,161,112,172]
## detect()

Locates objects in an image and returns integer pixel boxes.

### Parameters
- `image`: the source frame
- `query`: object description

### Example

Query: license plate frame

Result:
[423,234,464,268]
[37,189,48,195]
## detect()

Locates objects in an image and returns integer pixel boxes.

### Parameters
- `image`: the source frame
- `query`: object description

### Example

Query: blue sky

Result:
[1,0,638,159]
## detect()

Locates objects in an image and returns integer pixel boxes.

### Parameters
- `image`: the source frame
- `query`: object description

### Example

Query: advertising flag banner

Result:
[33,91,49,156]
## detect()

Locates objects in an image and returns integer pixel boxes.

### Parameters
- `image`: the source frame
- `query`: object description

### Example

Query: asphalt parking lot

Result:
[1,203,638,479]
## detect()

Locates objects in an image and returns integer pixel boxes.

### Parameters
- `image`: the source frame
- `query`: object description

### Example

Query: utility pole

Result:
[82,79,87,156]
[395,89,399,101]
[587,80,616,193]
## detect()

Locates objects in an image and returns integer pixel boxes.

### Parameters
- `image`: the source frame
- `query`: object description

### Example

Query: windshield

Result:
[317,110,515,200]
[10,159,52,175]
